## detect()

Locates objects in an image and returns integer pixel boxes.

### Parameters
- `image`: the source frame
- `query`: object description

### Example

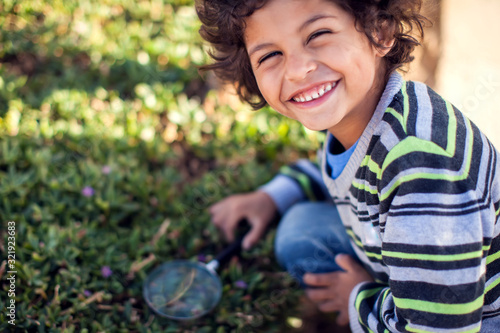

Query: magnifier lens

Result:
[143,261,222,319]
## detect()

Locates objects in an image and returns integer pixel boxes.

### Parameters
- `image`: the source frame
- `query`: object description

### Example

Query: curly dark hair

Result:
[196,0,426,110]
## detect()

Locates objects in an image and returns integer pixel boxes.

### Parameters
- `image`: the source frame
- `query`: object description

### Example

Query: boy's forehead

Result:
[245,0,344,25]
[251,0,337,11]
[244,0,344,38]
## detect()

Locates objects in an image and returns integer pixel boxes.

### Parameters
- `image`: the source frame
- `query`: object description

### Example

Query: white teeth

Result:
[292,82,335,103]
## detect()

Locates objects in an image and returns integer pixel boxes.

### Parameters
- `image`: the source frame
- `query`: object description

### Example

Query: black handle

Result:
[213,219,250,268]
[214,233,245,267]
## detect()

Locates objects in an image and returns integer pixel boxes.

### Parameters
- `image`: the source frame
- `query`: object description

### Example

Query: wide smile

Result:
[288,81,338,106]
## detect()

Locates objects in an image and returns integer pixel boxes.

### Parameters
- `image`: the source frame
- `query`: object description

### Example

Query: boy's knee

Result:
[276,202,328,235]
[274,203,319,262]
[274,202,351,285]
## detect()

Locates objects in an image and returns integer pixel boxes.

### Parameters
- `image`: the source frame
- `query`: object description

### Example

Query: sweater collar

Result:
[321,72,405,197]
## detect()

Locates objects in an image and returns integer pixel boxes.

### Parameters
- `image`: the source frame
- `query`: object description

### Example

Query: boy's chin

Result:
[301,123,328,132]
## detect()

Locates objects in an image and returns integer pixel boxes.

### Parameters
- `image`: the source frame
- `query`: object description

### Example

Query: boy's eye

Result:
[258,51,281,64]
[307,30,331,43]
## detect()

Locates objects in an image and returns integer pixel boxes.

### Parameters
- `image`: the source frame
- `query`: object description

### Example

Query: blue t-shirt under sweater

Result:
[325,134,359,179]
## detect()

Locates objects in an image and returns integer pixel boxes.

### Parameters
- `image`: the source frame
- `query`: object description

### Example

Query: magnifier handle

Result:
[206,219,250,272]
[213,232,245,268]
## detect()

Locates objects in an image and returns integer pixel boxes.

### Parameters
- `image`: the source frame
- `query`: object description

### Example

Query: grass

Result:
[0,0,325,331]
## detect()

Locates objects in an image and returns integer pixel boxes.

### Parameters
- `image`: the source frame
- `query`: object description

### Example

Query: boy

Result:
[196,0,500,331]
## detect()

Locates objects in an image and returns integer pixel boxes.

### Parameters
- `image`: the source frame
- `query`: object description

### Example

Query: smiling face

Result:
[244,0,391,148]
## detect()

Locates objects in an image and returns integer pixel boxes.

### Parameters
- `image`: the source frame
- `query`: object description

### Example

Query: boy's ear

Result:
[373,19,396,57]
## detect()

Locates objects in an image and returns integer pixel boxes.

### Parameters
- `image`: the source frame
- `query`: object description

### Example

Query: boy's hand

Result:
[303,254,373,326]
[209,191,277,249]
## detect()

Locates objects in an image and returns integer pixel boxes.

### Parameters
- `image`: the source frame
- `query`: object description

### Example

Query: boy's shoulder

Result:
[369,79,494,183]
[384,80,455,140]
[374,79,473,153]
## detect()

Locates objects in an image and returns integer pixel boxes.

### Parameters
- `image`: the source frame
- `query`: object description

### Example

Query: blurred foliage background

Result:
[0,0,324,332]
[2,0,499,332]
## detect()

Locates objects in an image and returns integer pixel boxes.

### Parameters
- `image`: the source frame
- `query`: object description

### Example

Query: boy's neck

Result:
[328,68,388,150]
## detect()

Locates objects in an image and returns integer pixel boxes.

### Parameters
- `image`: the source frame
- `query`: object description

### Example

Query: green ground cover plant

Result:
[0,0,325,331]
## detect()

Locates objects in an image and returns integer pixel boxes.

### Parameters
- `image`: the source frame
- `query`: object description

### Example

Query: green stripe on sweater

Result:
[382,249,482,262]
[346,229,383,260]
[402,81,410,132]
[393,294,484,315]
[405,323,481,333]
[485,275,500,294]
[279,166,315,201]
[355,286,384,333]
[387,107,405,128]
[486,250,500,265]
[379,110,473,202]
[360,155,383,178]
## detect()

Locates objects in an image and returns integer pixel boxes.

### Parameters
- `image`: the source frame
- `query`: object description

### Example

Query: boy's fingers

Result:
[242,220,266,249]
[208,202,217,213]
[209,206,226,226]
[335,254,373,283]
[335,254,356,271]
[303,272,338,287]
[209,201,224,215]
[211,214,222,227]
[336,310,349,326]
[305,288,330,302]
[317,299,340,313]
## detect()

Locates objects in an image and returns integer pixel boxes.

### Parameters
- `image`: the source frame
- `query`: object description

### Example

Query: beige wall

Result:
[438,0,500,148]
[407,0,500,148]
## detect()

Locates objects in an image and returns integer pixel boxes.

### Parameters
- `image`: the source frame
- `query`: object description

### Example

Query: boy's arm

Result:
[349,143,493,332]
[351,192,487,333]
[259,159,330,215]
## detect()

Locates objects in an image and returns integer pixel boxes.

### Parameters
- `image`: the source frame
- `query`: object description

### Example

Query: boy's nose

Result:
[284,53,317,82]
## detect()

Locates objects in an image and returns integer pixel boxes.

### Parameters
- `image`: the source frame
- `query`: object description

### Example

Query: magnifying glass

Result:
[143,230,246,320]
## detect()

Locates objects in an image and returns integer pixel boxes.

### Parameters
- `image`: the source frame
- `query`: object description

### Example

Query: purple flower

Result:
[101,266,113,278]
[82,186,94,197]
[149,197,158,207]
[197,254,207,262]
[234,280,248,289]
[83,290,92,297]
[101,165,111,174]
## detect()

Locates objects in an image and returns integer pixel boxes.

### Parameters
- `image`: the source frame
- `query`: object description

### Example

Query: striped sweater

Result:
[264,73,500,332]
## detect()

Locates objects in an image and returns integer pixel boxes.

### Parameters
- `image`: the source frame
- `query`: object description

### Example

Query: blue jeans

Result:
[274,202,358,286]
